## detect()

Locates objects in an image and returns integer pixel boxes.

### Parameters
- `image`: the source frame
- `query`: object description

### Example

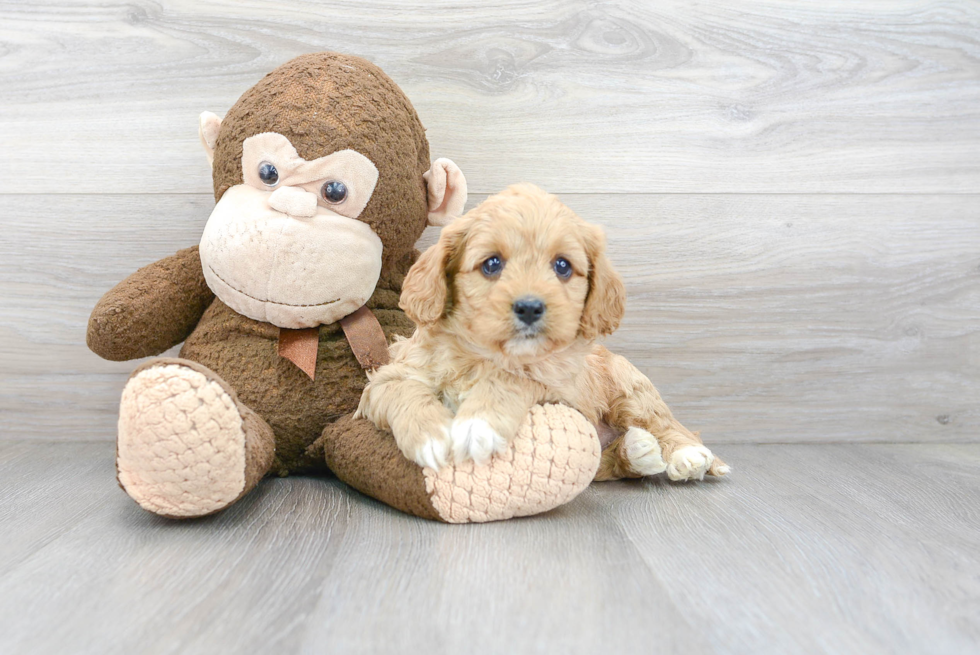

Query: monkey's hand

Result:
[87,246,215,361]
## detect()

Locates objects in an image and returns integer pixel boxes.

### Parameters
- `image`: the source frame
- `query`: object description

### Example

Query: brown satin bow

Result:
[278,305,390,380]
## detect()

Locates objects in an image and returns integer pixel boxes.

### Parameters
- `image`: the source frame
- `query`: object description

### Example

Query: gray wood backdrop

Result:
[1,0,978,444]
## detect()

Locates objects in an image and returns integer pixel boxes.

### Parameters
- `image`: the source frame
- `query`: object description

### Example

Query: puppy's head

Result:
[401,183,626,359]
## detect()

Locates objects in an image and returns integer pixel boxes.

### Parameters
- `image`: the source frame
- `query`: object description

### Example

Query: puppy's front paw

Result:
[622,427,667,476]
[451,418,508,466]
[414,437,451,471]
[399,424,451,471]
[667,445,715,481]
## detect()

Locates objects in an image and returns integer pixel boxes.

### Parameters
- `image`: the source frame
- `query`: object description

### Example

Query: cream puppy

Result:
[356,184,728,482]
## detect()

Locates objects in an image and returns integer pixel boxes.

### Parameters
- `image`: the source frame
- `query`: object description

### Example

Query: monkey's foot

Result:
[116,358,275,518]
[322,404,602,523]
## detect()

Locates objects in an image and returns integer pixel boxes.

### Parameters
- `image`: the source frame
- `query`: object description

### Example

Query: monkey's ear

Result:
[199,111,223,168]
[423,158,467,227]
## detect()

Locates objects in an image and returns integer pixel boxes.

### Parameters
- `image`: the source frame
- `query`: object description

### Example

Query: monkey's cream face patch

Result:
[240,133,379,220]
[199,133,384,329]
[200,184,383,328]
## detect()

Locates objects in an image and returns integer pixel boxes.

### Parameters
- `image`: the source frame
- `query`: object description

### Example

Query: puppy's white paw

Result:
[411,427,451,471]
[667,445,715,481]
[623,427,667,476]
[451,418,508,466]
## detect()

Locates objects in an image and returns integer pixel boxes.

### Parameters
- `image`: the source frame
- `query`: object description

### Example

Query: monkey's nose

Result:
[268,186,318,218]
[513,296,546,326]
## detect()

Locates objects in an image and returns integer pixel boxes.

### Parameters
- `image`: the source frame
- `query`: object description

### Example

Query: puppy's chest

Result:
[436,366,543,411]
[521,361,603,421]
[436,360,584,413]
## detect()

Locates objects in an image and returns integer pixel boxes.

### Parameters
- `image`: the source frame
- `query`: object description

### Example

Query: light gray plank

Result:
[1,0,978,194]
[0,441,709,655]
[0,441,119,577]
[294,486,711,654]
[604,443,980,654]
[0,441,978,654]
[0,442,356,654]
[2,193,977,443]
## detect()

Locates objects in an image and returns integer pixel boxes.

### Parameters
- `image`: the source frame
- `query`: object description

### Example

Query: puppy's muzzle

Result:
[513,296,546,327]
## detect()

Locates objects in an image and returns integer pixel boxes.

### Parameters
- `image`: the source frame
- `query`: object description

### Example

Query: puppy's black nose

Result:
[513,297,546,326]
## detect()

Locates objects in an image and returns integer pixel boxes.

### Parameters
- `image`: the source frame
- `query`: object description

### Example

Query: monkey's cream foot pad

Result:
[423,404,602,523]
[116,360,250,518]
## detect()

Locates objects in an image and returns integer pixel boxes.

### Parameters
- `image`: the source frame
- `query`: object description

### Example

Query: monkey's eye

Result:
[481,255,504,278]
[553,257,573,280]
[258,162,279,187]
[321,180,348,204]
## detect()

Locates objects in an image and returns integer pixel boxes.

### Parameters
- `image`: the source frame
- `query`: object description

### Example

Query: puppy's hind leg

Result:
[600,351,729,481]
[594,427,667,481]
[656,425,730,481]
[618,414,730,481]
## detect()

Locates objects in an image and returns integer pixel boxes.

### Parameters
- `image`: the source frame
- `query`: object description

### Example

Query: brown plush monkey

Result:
[88,52,601,521]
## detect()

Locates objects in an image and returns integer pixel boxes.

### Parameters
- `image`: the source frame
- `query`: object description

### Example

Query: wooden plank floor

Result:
[0,441,977,654]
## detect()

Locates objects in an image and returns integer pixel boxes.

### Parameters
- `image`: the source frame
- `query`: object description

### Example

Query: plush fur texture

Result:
[91,246,417,477]
[317,413,444,520]
[357,184,728,480]
[210,53,432,267]
[87,246,214,361]
[178,271,415,474]
[200,130,388,329]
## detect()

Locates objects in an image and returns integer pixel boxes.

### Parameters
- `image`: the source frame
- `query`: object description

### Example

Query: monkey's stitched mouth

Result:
[208,265,341,308]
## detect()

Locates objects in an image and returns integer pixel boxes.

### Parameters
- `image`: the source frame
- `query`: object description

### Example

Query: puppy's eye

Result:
[321,180,348,204]
[553,257,573,280]
[258,162,279,187]
[481,255,504,278]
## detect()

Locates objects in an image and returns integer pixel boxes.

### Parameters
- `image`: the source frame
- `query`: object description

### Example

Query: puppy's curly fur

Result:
[356,184,728,481]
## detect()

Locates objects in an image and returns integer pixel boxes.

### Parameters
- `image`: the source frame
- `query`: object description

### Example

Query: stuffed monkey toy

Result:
[88,52,603,521]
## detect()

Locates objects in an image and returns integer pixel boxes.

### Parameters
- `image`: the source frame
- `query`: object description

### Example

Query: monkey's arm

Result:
[87,246,215,361]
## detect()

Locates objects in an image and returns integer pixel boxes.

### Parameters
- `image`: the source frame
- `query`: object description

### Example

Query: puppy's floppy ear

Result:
[400,219,467,325]
[580,223,626,340]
